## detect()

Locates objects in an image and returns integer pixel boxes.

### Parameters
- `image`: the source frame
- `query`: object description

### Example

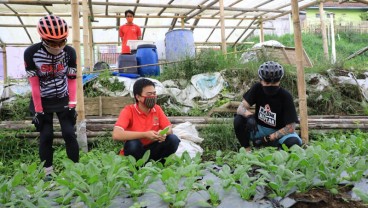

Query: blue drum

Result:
[136,44,160,76]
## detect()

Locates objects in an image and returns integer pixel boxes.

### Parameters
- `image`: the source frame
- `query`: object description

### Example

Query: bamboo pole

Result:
[0,13,256,20]
[15,131,108,138]
[3,1,287,13]
[0,24,274,30]
[71,0,88,152]
[88,20,94,68]
[226,19,244,41]
[291,0,309,144]
[232,19,256,46]
[0,13,258,20]
[330,13,336,64]
[262,0,319,22]
[3,117,368,127]
[1,46,7,84]
[0,41,256,47]
[185,0,219,21]
[142,14,149,39]
[319,2,329,60]
[219,0,226,54]
[82,0,91,72]
[4,119,368,129]
[180,17,185,29]
[7,122,368,132]
[259,16,264,43]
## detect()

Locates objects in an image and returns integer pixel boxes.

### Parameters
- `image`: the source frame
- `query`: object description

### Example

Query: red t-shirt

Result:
[119,23,142,53]
[114,104,171,146]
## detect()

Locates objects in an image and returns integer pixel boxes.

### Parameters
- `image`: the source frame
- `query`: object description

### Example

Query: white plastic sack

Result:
[173,122,203,143]
[252,40,285,49]
[166,85,201,107]
[240,40,285,64]
[191,72,225,99]
[173,122,204,158]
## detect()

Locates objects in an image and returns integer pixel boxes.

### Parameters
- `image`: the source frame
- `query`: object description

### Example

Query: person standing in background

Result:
[119,10,142,54]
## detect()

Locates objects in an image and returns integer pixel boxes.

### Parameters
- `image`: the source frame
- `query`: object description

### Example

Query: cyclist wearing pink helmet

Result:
[24,15,79,180]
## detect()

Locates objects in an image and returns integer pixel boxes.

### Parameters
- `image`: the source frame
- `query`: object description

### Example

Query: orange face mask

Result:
[126,16,133,23]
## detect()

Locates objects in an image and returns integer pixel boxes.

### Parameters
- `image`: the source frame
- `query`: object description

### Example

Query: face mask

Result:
[126,17,133,23]
[141,95,157,109]
[42,42,65,55]
[263,86,280,96]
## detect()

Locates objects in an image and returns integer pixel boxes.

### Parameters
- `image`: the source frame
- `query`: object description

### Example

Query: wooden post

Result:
[71,0,88,152]
[99,96,102,117]
[219,0,227,54]
[82,0,91,72]
[1,46,7,84]
[291,0,309,144]
[88,20,94,68]
[330,13,336,64]
[181,17,184,29]
[319,2,329,60]
[259,16,264,43]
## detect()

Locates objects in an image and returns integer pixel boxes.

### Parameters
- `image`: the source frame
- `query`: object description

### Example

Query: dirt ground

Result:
[290,186,368,208]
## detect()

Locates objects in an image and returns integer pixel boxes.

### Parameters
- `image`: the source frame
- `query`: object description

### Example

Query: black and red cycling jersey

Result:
[24,43,77,113]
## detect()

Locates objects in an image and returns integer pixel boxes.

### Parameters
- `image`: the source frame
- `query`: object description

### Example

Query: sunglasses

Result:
[44,39,67,48]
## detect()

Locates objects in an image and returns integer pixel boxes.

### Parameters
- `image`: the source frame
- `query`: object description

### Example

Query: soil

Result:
[290,186,368,208]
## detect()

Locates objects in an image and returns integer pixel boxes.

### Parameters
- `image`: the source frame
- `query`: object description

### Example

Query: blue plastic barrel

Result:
[136,44,160,76]
[165,29,195,61]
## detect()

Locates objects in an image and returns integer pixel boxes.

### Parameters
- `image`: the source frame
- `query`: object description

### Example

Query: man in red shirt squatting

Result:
[113,78,180,161]
[119,9,142,54]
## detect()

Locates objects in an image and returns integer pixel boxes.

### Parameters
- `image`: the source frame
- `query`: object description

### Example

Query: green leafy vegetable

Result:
[159,126,170,135]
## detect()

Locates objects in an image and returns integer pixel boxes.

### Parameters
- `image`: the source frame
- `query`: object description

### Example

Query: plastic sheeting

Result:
[0,72,226,113]
[94,72,225,108]
[191,73,225,100]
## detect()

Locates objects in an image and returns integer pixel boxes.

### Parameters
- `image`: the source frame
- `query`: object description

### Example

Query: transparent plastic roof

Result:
[0,0,319,46]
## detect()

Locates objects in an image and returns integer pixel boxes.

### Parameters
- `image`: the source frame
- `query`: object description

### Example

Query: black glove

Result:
[245,115,258,136]
[253,135,271,147]
[68,108,78,126]
[32,112,45,132]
